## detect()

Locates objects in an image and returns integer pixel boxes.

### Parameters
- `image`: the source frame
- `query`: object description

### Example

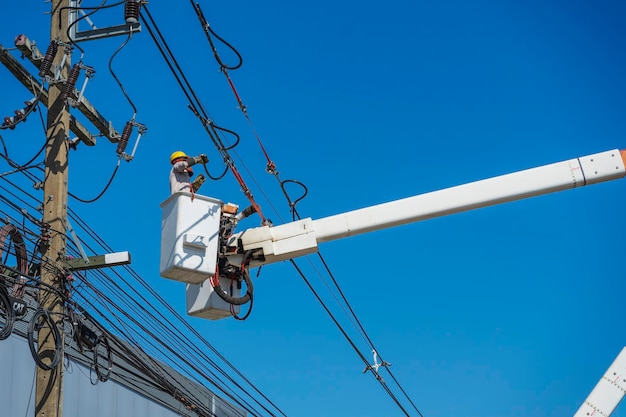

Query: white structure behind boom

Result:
[575,347,626,417]
[160,148,626,320]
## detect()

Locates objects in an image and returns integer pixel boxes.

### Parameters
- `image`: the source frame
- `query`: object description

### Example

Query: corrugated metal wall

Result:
[0,335,35,416]
[0,334,192,417]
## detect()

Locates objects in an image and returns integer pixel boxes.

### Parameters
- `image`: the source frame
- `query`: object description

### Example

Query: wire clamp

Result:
[362,350,391,381]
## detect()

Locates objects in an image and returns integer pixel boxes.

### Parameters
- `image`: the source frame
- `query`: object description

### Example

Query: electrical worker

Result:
[169,150,208,195]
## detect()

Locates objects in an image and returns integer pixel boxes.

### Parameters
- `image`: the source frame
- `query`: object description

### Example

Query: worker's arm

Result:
[172,160,191,173]
[190,154,208,165]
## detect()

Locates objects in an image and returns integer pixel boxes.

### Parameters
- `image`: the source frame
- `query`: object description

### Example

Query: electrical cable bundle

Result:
[0,143,285,416]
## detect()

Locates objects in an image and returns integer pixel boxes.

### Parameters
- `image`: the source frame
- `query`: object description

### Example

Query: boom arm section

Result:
[574,346,626,417]
[234,149,626,267]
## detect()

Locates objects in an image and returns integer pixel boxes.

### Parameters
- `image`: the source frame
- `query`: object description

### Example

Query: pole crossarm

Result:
[4,35,121,144]
[0,44,95,146]
[71,22,141,42]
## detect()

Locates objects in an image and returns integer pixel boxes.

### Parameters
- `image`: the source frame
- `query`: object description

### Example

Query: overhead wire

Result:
[315,253,425,417]
[70,266,276,416]
[59,189,287,415]
[108,31,138,115]
[5,221,268,412]
[189,2,425,414]
[71,285,235,417]
[289,259,412,417]
[137,7,282,224]
[286,249,424,415]
[67,213,287,416]
[140,4,269,225]
[190,0,309,222]
[0,175,75,287]
[59,238,254,414]
[68,160,121,203]
[137,4,229,175]
[0,163,44,179]
[0,151,283,416]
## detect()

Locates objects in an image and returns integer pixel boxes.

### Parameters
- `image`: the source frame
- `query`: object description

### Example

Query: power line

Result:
[141,4,269,225]
[289,258,413,416]
[0,158,286,416]
[150,3,427,414]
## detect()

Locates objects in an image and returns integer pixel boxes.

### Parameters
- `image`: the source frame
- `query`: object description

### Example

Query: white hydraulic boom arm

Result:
[231,148,626,268]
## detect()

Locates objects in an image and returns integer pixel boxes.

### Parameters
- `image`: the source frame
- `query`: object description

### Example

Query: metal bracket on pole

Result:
[66,217,89,263]
[67,0,142,43]
[71,22,141,43]
[66,251,131,271]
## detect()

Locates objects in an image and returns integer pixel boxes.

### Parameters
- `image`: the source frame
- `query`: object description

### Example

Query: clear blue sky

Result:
[2,1,625,416]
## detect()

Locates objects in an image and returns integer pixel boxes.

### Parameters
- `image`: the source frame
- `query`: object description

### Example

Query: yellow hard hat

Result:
[170,150,187,164]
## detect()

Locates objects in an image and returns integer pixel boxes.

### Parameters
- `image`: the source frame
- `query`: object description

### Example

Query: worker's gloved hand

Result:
[192,154,208,165]
[192,174,206,192]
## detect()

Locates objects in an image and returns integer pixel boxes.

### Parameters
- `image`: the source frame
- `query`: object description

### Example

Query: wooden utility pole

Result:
[36,0,70,415]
